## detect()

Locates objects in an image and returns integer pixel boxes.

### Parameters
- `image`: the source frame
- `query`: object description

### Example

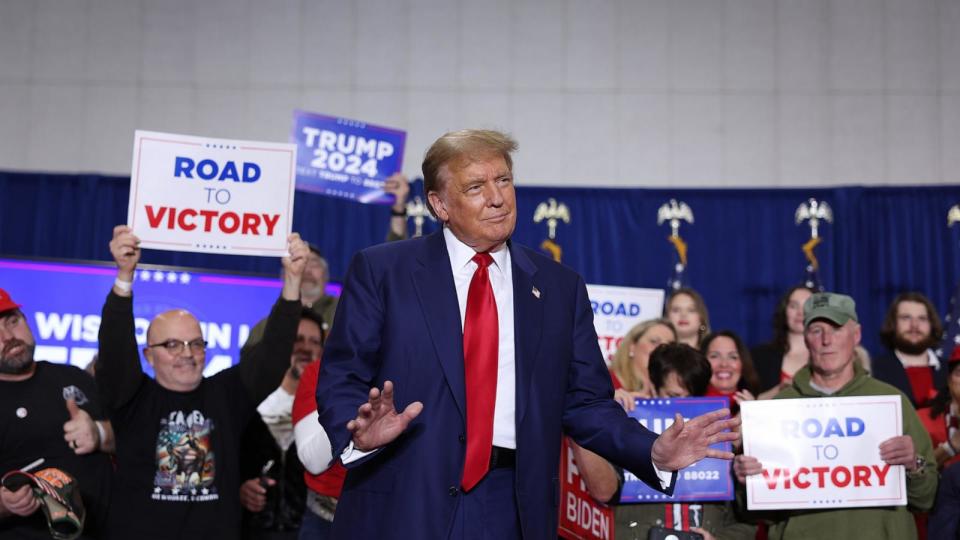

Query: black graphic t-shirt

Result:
[96,291,299,540]
[0,362,113,540]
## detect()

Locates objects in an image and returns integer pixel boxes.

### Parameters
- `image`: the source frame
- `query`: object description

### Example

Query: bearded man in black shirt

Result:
[0,287,114,539]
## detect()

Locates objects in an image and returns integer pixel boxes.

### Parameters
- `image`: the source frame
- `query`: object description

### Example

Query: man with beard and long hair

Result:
[0,288,114,539]
[238,309,326,539]
[873,292,945,408]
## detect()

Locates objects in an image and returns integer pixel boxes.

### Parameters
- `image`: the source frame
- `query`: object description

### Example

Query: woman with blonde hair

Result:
[609,318,676,410]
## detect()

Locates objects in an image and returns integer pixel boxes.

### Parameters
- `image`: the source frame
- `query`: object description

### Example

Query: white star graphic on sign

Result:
[140,270,151,281]
[153,271,165,282]
[166,272,178,283]
[154,487,161,493]
[201,488,209,495]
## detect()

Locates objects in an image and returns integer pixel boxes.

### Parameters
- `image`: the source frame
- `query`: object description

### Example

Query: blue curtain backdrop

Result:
[2,171,959,356]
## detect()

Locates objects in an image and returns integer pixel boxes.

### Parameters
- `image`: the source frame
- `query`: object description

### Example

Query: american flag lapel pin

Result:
[532,286,540,299]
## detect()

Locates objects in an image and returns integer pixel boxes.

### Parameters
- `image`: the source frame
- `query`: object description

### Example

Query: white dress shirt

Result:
[443,227,516,449]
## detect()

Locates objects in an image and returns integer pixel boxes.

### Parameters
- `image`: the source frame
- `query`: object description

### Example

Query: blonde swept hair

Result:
[610,318,677,393]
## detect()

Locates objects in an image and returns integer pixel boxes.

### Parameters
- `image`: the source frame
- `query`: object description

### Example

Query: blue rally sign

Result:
[0,257,340,377]
[291,111,406,205]
[621,397,734,503]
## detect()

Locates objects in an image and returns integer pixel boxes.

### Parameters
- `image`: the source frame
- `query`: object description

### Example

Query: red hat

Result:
[0,288,21,313]
[950,345,960,365]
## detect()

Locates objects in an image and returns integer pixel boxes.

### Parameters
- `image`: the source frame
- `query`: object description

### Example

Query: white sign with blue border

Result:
[291,111,406,205]
[586,284,665,364]
[128,130,296,257]
[741,396,905,510]
[620,397,734,503]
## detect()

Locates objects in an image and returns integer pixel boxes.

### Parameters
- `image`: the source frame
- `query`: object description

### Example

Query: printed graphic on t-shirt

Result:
[151,409,218,502]
[62,385,89,406]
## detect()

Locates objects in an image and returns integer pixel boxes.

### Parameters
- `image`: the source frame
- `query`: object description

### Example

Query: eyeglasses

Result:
[147,338,207,355]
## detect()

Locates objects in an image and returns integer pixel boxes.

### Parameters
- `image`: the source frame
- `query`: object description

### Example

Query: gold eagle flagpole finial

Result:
[795,198,833,272]
[533,198,570,263]
[657,199,694,289]
[948,204,960,228]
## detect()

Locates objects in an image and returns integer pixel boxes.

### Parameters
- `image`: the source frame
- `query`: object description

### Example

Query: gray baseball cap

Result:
[803,292,858,328]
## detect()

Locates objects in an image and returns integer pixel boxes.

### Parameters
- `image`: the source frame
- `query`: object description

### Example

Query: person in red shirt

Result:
[292,359,346,539]
[918,345,960,470]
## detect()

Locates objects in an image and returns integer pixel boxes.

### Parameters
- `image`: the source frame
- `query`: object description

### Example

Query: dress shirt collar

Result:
[442,227,509,274]
[894,348,941,371]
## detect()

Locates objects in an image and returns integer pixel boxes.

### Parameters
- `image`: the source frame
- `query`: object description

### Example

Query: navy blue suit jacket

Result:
[316,231,666,539]
[872,351,945,408]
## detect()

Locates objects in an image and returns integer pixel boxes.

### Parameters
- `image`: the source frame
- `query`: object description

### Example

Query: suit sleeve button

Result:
[458,434,466,443]
[449,486,459,497]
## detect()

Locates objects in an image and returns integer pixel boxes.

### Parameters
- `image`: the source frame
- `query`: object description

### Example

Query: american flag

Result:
[803,263,824,292]
[939,281,960,362]
[668,259,688,291]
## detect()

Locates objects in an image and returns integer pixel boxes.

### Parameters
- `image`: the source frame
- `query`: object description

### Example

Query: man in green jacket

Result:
[735,292,937,539]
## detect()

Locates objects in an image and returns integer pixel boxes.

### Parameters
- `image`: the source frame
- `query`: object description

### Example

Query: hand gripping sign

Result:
[291,111,406,205]
[128,130,296,257]
[621,398,734,503]
[740,396,906,510]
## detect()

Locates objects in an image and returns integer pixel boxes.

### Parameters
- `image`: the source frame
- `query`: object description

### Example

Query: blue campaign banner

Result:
[291,111,406,205]
[0,257,341,377]
[620,397,734,503]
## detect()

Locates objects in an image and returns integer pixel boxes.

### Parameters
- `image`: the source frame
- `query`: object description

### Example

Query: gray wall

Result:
[1,0,958,187]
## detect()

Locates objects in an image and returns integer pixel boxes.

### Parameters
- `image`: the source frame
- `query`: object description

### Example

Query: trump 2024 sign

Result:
[740,396,906,510]
[291,111,405,205]
[128,130,297,257]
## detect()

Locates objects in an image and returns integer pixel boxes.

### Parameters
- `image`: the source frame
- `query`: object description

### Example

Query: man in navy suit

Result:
[315,129,738,539]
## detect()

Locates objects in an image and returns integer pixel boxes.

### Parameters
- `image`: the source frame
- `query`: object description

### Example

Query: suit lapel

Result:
[412,231,466,421]
[511,243,543,425]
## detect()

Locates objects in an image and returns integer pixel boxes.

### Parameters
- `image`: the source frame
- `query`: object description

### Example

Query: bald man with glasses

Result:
[95,225,309,540]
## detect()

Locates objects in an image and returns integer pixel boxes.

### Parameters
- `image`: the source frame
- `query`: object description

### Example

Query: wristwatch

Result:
[907,454,928,477]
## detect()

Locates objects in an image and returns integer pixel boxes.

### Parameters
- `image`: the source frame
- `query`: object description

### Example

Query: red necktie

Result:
[461,252,498,491]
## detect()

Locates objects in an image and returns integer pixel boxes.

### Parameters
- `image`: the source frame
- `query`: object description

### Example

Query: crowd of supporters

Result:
[1,174,956,539]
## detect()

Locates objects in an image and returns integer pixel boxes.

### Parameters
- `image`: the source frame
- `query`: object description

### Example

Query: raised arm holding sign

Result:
[97,225,307,539]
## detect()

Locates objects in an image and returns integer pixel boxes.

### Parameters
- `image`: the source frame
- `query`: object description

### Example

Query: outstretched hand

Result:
[650,409,740,471]
[347,381,423,451]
